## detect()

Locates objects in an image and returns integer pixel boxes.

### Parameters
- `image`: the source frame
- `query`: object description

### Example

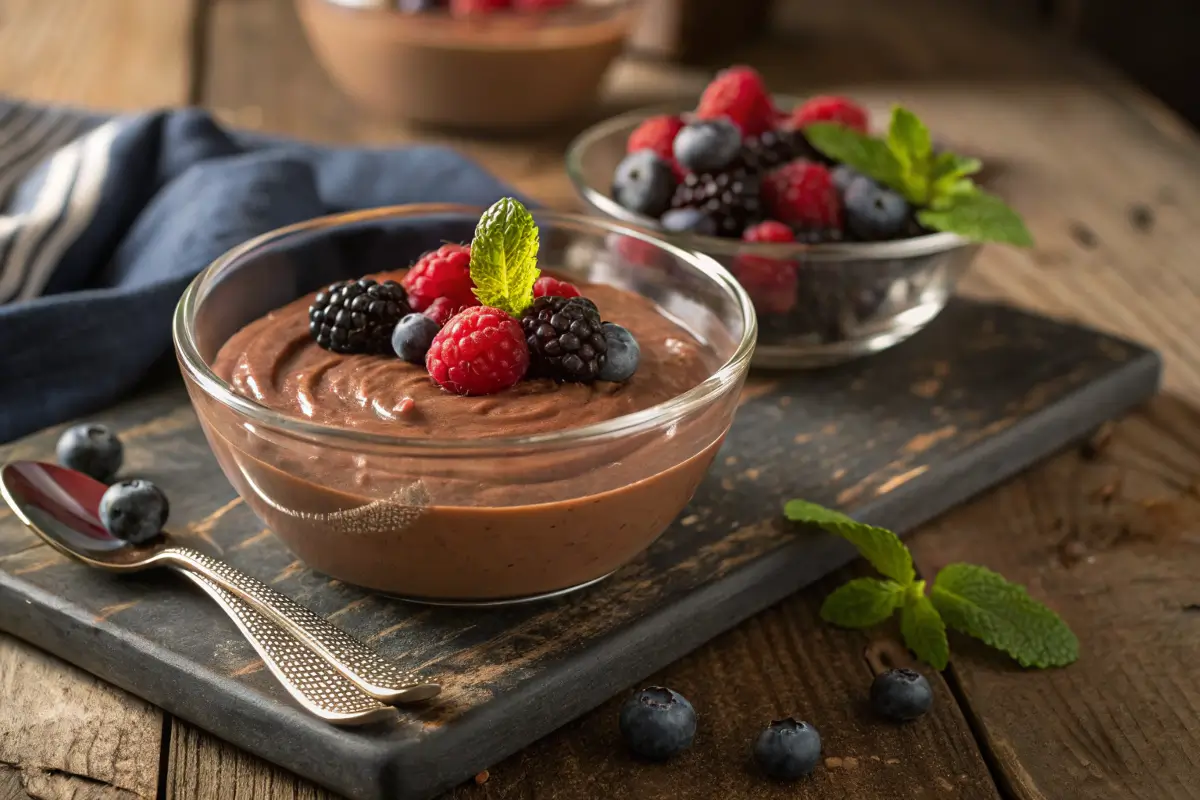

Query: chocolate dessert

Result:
[188,200,743,600]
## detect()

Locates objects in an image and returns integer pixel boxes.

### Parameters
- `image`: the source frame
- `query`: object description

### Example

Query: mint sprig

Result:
[785,500,1078,670]
[469,197,541,317]
[804,106,1033,247]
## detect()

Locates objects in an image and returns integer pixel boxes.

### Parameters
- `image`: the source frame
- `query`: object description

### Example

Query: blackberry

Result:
[309,278,410,355]
[521,296,608,383]
[740,128,815,174]
[671,161,763,239]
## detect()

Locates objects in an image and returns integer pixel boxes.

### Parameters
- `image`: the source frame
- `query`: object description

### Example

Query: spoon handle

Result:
[164,546,440,705]
[179,570,394,726]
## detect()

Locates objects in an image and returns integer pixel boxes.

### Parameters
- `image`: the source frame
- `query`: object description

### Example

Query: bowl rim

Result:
[564,99,974,261]
[172,203,757,452]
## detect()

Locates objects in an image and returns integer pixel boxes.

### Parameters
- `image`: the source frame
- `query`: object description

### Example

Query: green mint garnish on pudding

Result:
[784,499,1077,669]
[469,197,541,318]
[805,106,1034,246]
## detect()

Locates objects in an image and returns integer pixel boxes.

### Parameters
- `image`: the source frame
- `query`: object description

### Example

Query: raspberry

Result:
[791,96,869,134]
[609,234,667,270]
[422,297,462,326]
[521,296,608,382]
[628,115,685,177]
[449,0,511,15]
[426,306,529,396]
[533,276,581,299]
[696,66,775,137]
[402,244,479,313]
[762,161,843,231]
[735,221,796,315]
[743,220,795,244]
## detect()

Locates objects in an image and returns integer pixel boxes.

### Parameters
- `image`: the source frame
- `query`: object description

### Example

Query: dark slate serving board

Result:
[0,299,1160,800]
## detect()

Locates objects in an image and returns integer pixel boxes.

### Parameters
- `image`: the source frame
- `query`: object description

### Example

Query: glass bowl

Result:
[565,100,981,368]
[295,0,642,129]
[173,204,754,604]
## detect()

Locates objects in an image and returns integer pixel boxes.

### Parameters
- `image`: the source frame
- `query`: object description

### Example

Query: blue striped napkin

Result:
[0,101,521,442]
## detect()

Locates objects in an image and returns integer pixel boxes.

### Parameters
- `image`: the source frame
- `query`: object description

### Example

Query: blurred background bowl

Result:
[295,0,642,130]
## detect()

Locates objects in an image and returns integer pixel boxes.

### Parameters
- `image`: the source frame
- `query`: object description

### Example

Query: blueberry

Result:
[660,207,717,236]
[618,686,696,761]
[99,480,169,545]
[673,118,742,173]
[56,423,123,483]
[392,313,441,364]
[598,323,640,382]
[831,164,864,194]
[870,668,933,721]
[753,718,821,781]
[612,150,677,218]
[844,176,910,241]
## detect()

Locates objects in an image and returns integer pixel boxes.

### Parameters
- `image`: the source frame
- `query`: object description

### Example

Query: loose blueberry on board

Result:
[392,313,441,365]
[612,150,677,219]
[672,118,742,173]
[619,686,697,761]
[99,480,170,545]
[660,207,718,236]
[753,718,822,780]
[870,668,933,722]
[843,177,911,241]
[56,424,124,483]
[598,322,640,382]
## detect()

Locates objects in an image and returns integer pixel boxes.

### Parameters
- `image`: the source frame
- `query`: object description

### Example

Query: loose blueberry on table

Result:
[55,423,124,483]
[618,686,697,761]
[306,197,640,397]
[753,717,822,781]
[870,668,934,722]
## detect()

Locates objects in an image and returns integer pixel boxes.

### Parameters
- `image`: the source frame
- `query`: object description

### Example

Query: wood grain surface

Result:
[0,0,1198,798]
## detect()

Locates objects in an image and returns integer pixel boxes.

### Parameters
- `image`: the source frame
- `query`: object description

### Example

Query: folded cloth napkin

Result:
[0,100,524,443]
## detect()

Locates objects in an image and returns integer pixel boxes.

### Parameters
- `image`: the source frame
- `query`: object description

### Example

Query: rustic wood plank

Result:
[0,2,198,797]
[909,396,1200,800]
[0,633,162,799]
[0,0,197,109]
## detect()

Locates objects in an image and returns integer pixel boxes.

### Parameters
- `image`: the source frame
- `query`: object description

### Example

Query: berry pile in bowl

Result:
[295,0,641,129]
[172,200,754,604]
[565,65,1033,368]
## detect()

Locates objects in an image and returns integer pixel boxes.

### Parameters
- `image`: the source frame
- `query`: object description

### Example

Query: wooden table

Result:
[2,1,1199,798]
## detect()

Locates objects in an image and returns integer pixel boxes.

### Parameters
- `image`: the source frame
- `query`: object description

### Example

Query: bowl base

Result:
[380,569,618,607]
[752,301,945,369]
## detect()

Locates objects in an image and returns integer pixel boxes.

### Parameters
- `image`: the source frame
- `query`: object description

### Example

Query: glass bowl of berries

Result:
[295,0,642,129]
[565,66,1033,368]
[173,200,755,604]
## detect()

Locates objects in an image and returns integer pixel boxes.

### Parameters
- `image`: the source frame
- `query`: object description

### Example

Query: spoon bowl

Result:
[1,460,175,570]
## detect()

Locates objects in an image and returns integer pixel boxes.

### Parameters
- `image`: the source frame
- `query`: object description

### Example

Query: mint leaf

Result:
[901,589,949,670]
[930,151,982,183]
[784,500,915,585]
[469,197,541,317]
[931,564,1078,668]
[917,190,1033,246]
[887,107,934,204]
[821,578,906,628]
[803,123,902,190]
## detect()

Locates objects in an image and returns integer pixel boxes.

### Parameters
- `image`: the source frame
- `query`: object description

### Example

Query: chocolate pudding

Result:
[193,273,737,600]
[296,0,638,128]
